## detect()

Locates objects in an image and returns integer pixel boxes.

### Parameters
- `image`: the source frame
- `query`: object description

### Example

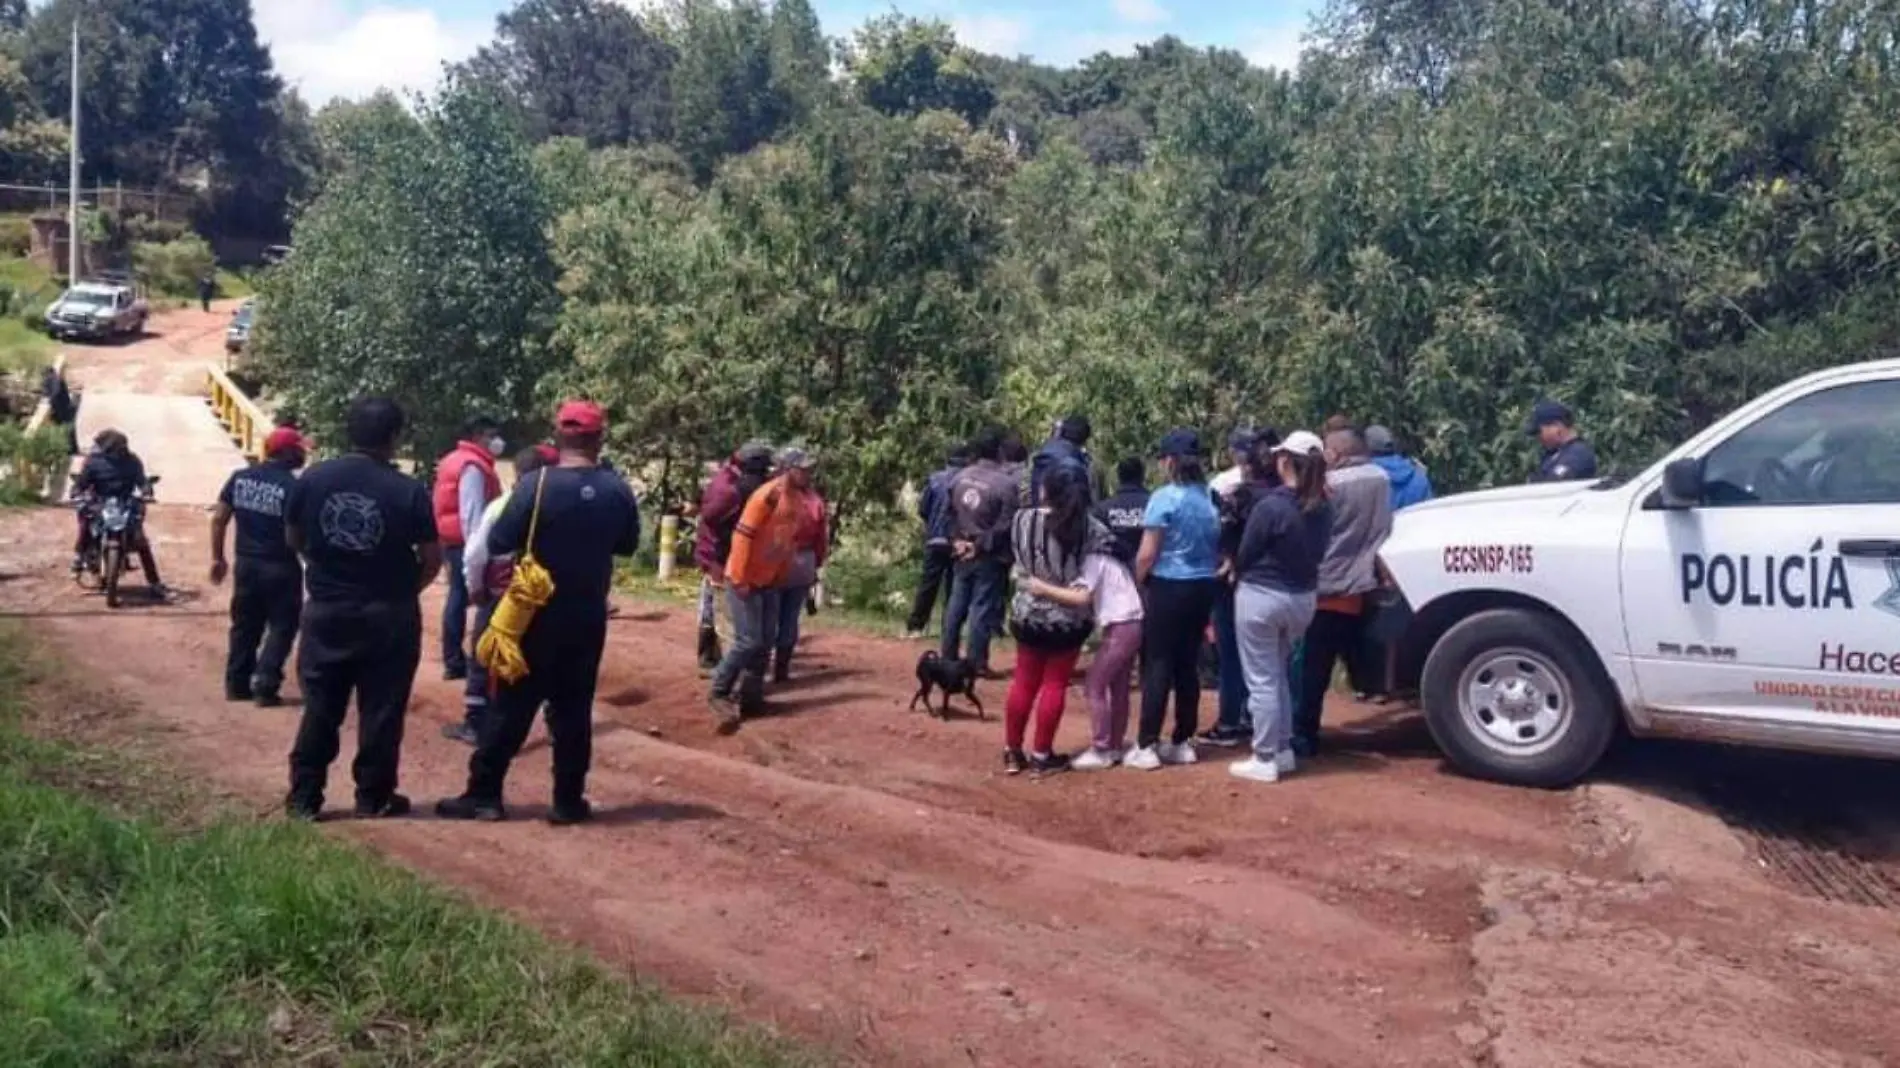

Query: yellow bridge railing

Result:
[205,364,273,460]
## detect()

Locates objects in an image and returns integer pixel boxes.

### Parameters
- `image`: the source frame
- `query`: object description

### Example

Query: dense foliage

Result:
[256,0,1900,503]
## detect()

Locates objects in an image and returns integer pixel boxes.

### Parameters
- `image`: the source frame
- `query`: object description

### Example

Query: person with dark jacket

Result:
[1526,399,1598,483]
[210,426,308,707]
[1030,414,1094,507]
[941,428,1018,675]
[693,441,772,670]
[197,272,215,313]
[1229,431,1332,784]
[71,429,167,597]
[438,401,640,824]
[904,447,968,639]
[284,397,442,820]
[41,364,77,457]
[1203,427,1284,748]
[1091,456,1150,567]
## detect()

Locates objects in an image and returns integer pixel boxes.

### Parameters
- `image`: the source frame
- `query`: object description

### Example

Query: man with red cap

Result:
[437,400,640,824]
[210,425,309,707]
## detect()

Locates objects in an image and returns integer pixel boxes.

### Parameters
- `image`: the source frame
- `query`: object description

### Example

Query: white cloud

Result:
[1110,0,1168,25]
[951,13,1032,56]
[255,0,491,105]
[1241,22,1305,72]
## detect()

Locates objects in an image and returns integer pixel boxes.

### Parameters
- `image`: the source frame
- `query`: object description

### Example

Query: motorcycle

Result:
[73,475,161,608]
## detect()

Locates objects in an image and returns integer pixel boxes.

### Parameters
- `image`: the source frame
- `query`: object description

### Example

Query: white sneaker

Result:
[1158,741,1198,766]
[1275,749,1297,775]
[1071,747,1116,771]
[1229,756,1281,784]
[1123,746,1163,771]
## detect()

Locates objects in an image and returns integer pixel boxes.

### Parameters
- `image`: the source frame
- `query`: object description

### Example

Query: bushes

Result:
[130,234,215,298]
[0,422,72,502]
[0,216,30,258]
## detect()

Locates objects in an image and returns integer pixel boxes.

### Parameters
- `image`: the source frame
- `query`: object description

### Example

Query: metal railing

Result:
[204,364,271,460]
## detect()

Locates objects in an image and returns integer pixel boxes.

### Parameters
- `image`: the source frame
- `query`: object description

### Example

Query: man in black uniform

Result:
[283,397,441,820]
[437,400,639,826]
[1525,399,1599,483]
[210,426,308,706]
[1092,455,1151,567]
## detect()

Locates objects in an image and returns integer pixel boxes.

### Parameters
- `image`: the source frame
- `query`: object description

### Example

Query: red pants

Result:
[1005,645,1081,754]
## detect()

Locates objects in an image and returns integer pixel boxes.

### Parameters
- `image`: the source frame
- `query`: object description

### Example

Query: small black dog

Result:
[911,651,984,721]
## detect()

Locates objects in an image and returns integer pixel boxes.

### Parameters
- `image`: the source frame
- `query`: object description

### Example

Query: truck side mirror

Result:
[1660,457,1704,509]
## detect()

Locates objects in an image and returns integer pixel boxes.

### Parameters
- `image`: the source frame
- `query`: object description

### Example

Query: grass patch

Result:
[0,314,55,373]
[0,626,821,1068]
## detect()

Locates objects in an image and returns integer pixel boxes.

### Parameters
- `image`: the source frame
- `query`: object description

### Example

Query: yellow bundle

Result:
[475,467,555,687]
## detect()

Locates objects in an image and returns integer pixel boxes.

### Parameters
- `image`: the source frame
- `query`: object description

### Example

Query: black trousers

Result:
[1295,608,1365,749]
[1138,577,1220,748]
[905,544,953,632]
[288,599,422,808]
[466,617,607,808]
[225,557,302,696]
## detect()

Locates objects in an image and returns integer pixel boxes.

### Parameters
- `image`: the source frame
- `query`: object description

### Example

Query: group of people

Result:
[892,399,1597,781]
[206,396,639,823]
[171,383,1598,818]
[689,443,830,731]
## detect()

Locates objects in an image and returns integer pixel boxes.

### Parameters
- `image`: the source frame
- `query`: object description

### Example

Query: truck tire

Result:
[1420,607,1618,788]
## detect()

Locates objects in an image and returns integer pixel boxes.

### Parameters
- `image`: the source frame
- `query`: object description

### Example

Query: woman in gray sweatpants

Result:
[1229,432,1334,784]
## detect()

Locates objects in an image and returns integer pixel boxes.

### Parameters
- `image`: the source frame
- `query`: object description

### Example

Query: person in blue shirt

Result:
[904,446,968,639]
[1365,425,1433,511]
[1126,427,1222,771]
[1526,400,1599,482]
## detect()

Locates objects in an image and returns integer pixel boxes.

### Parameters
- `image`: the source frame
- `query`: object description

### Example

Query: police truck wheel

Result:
[1420,608,1617,788]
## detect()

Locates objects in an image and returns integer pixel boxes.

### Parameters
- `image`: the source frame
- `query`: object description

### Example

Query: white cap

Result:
[1274,430,1324,456]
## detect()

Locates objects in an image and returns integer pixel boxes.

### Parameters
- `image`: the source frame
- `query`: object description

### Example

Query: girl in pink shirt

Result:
[1028,544,1145,770]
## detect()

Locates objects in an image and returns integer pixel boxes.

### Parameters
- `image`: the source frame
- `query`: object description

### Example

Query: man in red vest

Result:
[432,416,505,680]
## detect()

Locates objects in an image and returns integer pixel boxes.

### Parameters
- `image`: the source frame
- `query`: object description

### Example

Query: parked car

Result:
[225,298,255,354]
[45,282,148,342]
[1378,358,1900,787]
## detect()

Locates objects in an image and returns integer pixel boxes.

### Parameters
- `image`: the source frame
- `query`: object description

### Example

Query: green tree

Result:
[255,79,560,457]
[462,0,676,146]
[846,15,995,124]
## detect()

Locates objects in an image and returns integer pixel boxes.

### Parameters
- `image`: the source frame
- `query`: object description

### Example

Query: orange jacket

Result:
[725,476,806,590]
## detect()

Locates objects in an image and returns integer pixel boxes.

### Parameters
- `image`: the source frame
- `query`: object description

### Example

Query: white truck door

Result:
[1620,371,1900,728]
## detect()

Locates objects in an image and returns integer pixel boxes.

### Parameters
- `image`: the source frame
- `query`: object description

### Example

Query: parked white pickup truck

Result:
[45,281,148,341]
[1379,358,1900,786]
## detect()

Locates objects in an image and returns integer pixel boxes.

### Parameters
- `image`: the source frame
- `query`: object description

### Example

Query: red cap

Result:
[555,400,604,434]
[263,426,308,457]
[534,443,558,464]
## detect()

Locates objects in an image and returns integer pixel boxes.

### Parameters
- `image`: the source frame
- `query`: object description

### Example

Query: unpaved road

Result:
[11,309,1900,1067]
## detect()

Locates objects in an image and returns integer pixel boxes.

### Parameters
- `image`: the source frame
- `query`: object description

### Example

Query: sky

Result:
[250,0,1319,106]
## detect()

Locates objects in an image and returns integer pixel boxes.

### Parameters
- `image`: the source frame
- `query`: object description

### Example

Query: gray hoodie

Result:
[1317,458,1393,598]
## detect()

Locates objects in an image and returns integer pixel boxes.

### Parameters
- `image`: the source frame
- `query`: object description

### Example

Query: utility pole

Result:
[66,16,80,284]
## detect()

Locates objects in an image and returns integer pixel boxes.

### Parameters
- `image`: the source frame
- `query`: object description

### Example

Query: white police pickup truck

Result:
[1379,359,1900,787]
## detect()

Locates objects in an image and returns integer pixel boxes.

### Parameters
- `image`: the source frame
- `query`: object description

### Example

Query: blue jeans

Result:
[1212,586,1248,732]
[441,546,469,674]
[940,556,1006,670]
[776,583,810,661]
[710,587,781,703]
[462,598,497,724]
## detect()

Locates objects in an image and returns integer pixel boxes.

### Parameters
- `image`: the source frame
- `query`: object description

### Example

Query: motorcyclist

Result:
[71,428,167,597]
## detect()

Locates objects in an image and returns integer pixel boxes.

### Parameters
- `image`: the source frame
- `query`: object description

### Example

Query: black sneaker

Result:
[225,685,254,702]
[354,793,412,818]
[1003,748,1028,776]
[253,692,283,709]
[440,722,479,746]
[1028,752,1071,775]
[709,694,743,735]
[435,794,506,821]
[548,799,593,826]
[1197,726,1248,749]
[285,795,322,821]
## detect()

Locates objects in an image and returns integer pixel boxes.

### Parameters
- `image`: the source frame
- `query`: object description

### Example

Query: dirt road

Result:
[11,308,1900,1067]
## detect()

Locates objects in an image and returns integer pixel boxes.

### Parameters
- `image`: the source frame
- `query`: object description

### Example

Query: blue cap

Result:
[1155,427,1203,458]
[1525,399,1574,436]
